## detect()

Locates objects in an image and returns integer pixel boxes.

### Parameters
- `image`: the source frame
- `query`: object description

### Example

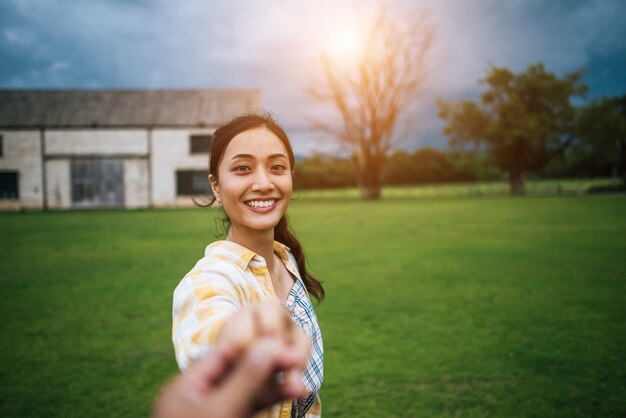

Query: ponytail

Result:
[274,215,325,303]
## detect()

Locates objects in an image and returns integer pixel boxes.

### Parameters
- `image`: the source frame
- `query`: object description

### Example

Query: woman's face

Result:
[211,127,293,235]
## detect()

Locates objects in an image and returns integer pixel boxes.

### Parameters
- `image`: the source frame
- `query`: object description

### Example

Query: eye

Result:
[233,165,251,173]
[271,163,288,172]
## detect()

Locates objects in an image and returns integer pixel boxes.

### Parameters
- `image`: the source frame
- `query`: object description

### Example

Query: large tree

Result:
[309,9,433,200]
[438,64,587,195]
[576,95,626,185]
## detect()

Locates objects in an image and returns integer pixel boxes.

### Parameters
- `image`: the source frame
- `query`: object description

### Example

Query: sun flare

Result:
[328,26,363,60]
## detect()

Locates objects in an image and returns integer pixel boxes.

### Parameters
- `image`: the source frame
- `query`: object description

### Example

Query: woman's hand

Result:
[219,301,308,353]
[153,323,310,418]
[217,301,311,392]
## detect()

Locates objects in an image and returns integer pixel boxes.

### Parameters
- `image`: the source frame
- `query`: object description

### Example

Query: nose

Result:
[251,168,275,193]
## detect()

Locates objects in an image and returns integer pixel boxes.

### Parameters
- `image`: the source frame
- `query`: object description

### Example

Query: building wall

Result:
[124,158,149,209]
[45,159,71,209]
[1,127,208,210]
[44,129,150,210]
[0,130,43,210]
[46,130,148,156]
[151,129,214,207]
[1,124,245,210]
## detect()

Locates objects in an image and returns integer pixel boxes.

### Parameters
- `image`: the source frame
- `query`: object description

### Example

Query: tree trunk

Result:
[357,157,383,200]
[508,169,526,196]
[359,184,381,200]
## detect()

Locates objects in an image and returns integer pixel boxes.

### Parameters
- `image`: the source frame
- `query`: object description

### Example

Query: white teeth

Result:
[246,199,275,208]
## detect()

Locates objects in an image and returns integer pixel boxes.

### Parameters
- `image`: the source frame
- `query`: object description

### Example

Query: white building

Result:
[0,89,261,210]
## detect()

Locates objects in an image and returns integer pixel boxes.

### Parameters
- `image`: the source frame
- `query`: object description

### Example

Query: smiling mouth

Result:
[245,199,277,209]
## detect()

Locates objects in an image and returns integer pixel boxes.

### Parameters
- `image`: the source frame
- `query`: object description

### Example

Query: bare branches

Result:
[308,7,433,199]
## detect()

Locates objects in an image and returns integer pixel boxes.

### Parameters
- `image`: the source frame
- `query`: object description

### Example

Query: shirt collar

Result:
[206,240,293,271]
[272,241,291,263]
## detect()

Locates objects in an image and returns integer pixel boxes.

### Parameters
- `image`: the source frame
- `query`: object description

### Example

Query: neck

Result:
[226,226,275,268]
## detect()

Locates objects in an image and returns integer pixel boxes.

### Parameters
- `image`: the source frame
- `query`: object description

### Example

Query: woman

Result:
[172,112,324,418]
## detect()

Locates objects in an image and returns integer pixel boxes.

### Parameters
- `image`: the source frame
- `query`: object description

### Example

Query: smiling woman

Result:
[172,112,324,418]
[210,128,293,240]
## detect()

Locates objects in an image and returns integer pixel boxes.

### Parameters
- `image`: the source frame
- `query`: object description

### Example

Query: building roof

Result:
[0,89,261,129]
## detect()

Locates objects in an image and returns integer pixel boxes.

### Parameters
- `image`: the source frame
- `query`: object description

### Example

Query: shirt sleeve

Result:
[171,260,247,371]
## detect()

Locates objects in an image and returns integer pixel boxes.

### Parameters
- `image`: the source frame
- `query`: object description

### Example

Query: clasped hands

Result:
[153,301,311,418]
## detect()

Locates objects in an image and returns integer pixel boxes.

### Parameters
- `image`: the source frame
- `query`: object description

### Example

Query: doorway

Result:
[71,158,124,208]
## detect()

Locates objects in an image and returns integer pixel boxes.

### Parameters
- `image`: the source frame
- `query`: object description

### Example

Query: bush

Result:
[294,155,356,189]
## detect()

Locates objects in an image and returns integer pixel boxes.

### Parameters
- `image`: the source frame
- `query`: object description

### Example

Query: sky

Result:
[1,0,625,156]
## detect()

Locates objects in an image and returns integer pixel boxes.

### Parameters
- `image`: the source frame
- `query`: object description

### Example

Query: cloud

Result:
[0,0,624,153]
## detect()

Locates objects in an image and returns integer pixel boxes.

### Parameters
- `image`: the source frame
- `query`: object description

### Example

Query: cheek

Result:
[214,176,240,203]
[280,177,293,199]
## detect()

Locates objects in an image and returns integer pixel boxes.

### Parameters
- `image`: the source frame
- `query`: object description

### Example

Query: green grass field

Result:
[1,193,625,417]
[296,177,623,201]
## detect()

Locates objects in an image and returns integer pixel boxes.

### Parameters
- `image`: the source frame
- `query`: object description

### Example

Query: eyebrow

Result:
[230,153,288,161]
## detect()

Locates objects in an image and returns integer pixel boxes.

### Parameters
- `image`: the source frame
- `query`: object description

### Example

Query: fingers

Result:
[218,301,298,355]
[215,338,300,416]
[211,302,312,414]
[154,301,312,418]
[273,334,310,402]
[279,370,307,400]
[287,327,311,371]
[216,307,256,356]
[182,349,229,390]
[253,302,289,339]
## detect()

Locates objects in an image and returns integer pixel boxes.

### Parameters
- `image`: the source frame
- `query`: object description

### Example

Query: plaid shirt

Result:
[172,240,323,418]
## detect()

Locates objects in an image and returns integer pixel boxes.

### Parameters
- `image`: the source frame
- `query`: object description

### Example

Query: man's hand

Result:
[153,302,311,418]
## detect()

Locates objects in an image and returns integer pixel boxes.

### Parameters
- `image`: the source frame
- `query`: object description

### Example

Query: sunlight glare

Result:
[328,26,362,62]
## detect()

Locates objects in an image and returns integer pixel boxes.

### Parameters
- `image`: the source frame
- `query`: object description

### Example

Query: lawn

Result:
[296,177,622,201]
[1,193,625,417]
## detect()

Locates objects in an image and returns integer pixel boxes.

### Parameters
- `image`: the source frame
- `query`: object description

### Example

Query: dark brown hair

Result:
[203,112,324,302]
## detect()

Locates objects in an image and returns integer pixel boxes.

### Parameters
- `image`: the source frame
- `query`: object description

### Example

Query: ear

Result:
[208,174,221,203]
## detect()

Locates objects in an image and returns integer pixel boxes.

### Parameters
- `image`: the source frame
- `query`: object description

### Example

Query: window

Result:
[71,158,124,208]
[176,170,211,196]
[0,171,18,199]
[190,134,213,154]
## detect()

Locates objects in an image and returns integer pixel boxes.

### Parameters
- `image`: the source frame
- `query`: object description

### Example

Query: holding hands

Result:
[154,302,310,418]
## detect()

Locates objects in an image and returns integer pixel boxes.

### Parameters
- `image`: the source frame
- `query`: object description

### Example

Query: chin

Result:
[238,214,281,232]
